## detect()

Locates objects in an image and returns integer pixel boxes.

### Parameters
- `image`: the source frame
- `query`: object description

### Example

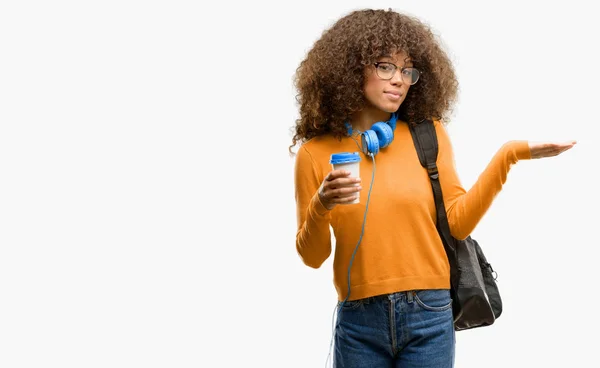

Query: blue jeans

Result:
[334,289,455,368]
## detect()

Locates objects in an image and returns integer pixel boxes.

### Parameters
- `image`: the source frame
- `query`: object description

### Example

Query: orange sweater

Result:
[294,120,531,302]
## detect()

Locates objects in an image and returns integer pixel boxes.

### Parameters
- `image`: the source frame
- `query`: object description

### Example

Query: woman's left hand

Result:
[529,140,577,159]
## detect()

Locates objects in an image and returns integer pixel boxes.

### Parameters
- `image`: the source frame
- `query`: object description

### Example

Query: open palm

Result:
[529,141,577,159]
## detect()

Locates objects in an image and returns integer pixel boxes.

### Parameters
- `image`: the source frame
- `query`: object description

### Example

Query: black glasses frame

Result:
[373,62,420,85]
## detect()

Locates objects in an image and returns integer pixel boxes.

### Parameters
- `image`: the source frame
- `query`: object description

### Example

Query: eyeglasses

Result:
[373,62,420,85]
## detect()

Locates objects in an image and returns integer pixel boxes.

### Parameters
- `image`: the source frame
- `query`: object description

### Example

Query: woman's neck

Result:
[350,107,392,132]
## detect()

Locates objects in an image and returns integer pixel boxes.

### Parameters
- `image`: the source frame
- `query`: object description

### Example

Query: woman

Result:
[290,8,575,367]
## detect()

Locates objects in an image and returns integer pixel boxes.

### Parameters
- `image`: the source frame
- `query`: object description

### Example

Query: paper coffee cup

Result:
[330,152,361,204]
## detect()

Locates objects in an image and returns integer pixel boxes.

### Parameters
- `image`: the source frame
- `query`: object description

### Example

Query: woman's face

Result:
[362,50,416,114]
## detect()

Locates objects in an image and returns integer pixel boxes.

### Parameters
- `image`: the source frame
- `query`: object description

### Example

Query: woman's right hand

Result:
[318,170,362,210]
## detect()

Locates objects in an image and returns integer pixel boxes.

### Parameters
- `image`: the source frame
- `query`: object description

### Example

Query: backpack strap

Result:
[408,120,456,254]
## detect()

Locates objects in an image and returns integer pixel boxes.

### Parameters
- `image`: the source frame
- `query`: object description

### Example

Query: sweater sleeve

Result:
[294,144,333,268]
[435,121,532,239]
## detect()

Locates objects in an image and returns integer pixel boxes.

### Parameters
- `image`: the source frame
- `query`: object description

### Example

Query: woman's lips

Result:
[384,91,402,100]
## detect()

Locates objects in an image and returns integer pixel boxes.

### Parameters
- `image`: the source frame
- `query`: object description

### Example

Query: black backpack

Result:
[409,119,502,331]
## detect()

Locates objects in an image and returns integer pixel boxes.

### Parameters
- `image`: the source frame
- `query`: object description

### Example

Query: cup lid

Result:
[330,152,361,165]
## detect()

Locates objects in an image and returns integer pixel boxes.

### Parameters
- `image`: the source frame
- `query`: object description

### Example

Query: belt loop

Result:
[407,290,414,303]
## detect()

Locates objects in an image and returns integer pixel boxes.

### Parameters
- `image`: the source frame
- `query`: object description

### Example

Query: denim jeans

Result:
[334,289,455,368]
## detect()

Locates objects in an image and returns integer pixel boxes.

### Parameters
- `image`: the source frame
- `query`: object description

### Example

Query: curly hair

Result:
[289,8,459,153]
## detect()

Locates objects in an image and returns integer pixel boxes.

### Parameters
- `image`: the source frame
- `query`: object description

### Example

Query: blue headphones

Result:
[345,112,399,156]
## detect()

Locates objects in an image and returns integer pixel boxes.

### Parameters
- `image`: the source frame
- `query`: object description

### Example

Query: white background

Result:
[1,1,598,367]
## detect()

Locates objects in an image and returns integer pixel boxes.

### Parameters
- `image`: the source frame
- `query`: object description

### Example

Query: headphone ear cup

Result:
[371,122,394,149]
[361,130,379,156]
